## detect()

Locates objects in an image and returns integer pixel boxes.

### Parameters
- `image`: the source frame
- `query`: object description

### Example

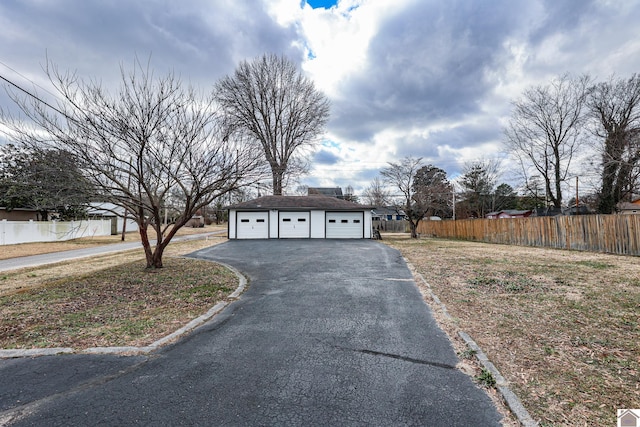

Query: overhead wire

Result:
[0,73,67,118]
[0,59,60,100]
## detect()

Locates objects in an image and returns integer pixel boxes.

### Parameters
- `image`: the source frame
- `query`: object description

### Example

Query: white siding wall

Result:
[269,210,278,239]
[88,202,138,233]
[363,210,372,239]
[310,210,325,238]
[228,209,237,239]
[116,217,139,234]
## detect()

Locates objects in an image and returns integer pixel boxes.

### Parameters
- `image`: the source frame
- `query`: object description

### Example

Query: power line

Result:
[0,73,68,118]
[0,59,60,100]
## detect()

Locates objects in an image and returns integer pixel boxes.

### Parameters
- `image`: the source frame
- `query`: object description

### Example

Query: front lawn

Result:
[386,237,640,427]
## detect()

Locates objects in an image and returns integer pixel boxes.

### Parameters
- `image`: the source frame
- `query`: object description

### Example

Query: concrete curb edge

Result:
[405,259,539,427]
[0,259,247,360]
[458,331,539,427]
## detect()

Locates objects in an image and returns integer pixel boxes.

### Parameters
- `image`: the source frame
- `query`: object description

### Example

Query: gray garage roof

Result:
[227,195,372,211]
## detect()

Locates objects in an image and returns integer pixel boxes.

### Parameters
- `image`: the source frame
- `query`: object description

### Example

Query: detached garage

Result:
[227,195,372,239]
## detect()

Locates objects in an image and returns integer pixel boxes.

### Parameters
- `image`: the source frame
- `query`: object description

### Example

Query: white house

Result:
[87,202,139,234]
[227,195,373,239]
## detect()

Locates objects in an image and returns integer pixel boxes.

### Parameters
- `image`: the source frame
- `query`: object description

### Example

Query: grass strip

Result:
[385,236,640,427]
[0,256,236,350]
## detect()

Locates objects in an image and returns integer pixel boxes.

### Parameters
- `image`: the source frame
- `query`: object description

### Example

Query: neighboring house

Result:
[486,209,533,219]
[0,207,38,221]
[371,207,439,231]
[371,206,405,222]
[618,198,640,215]
[563,204,591,216]
[86,202,139,235]
[227,195,372,239]
[533,207,564,217]
[307,187,344,198]
[371,206,407,232]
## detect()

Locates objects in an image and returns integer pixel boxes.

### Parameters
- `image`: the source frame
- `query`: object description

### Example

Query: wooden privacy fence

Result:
[373,220,407,233]
[416,215,640,256]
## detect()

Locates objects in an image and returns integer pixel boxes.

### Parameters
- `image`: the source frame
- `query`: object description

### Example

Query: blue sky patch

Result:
[322,140,341,149]
[314,149,340,165]
[306,0,338,9]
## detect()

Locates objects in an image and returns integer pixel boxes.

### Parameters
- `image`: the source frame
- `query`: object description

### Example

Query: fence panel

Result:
[416,215,640,256]
[1,219,112,245]
[373,220,407,233]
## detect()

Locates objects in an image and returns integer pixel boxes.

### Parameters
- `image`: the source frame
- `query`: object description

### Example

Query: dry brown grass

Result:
[384,235,640,427]
[0,236,232,349]
[4,229,638,425]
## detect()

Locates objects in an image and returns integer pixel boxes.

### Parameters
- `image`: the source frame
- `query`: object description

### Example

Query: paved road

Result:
[0,239,502,426]
[0,232,224,272]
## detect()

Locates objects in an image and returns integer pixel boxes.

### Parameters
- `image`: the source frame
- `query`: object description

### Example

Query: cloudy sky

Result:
[1,0,639,195]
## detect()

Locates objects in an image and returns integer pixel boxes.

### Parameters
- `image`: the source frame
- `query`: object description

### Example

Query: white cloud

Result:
[267,0,414,98]
[2,0,640,195]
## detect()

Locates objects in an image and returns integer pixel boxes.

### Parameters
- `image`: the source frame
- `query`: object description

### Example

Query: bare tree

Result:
[1,59,262,268]
[504,74,590,208]
[381,157,452,238]
[342,185,359,203]
[214,53,330,195]
[587,74,640,213]
[362,177,391,207]
[293,184,309,196]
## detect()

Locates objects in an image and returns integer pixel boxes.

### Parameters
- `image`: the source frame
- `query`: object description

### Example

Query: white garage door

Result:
[325,212,364,239]
[279,211,310,238]
[236,211,269,239]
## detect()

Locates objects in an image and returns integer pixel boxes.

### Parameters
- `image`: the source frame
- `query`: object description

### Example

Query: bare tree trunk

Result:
[272,170,283,196]
[138,226,155,269]
[409,221,418,238]
[150,244,165,269]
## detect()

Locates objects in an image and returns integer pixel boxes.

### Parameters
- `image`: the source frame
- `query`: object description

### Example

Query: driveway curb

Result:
[405,259,539,427]
[0,260,246,359]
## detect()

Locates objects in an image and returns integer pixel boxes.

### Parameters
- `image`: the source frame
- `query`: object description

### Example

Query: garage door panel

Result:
[237,212,269,239]
[326,212,364,238]
[279,211,310,238]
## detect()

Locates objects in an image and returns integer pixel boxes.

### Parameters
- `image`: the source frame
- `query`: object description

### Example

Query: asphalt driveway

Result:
[0,239,502,426]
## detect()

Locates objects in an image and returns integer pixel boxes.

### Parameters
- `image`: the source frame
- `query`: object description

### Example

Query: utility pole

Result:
[575,176,579,215]
[452,190,456,221]
[121,157,132,241]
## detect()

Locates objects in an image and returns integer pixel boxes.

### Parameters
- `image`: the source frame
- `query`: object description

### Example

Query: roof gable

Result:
[308,187,343,197]
[227,195,371,211]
